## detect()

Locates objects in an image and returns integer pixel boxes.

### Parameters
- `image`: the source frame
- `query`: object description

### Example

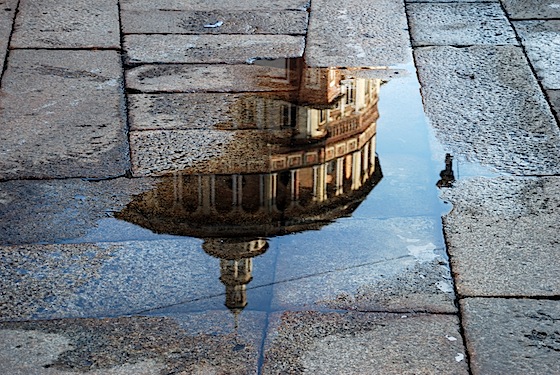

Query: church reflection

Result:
[117,60,384,313]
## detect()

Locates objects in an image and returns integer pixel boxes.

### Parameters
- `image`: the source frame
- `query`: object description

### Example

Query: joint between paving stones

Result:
[499,1,560,130]
[403,5,475,373]
[0,0,20,87]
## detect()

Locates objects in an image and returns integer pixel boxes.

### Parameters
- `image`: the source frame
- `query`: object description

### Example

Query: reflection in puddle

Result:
[120,61,384,312]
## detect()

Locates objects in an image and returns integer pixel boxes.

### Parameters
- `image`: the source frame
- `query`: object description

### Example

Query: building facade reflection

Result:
[118,61,384,313]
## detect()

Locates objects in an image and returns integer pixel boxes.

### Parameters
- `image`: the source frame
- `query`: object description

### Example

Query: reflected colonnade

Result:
[118,60,385,312]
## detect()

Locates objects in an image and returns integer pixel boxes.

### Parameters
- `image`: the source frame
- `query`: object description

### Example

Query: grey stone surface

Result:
[129,93,298,131]
[408,3,517,47]
[126,63,303,92]
[514,21,560,90]
[548,89,560,121]
[0,239,225,321]
[121,0,310,11]
[0,178,156,245]
[0,328,161,374]
[124,34,305,64]
[129,129,293,176]
[11,0,119,48]
[0,50,129,180]
[0,313,264,374]
[442,176,560,297]
[263,311,468,374]
[461,298,560,375]
[305,0,410,67]
[0,0,17,74]
[407,0,497,2]
[270,216,456,313]
[502,0,560,19]
[122,10,308,35]
[414,45,560,175]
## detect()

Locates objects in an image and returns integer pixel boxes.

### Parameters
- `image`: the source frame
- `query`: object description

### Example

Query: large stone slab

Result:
[305,0,410,67]
[407,0,498,2]
[129,93,298,131]
[407,3,517,47]
[129,129,292,176]
[442,176,560,297]
[414,45,560,175]
[0,0,17,74]
[11,0,119,48]
[514,21,560,90]
[121,0,309,11]
[126,63,302,92]
[124,34,304,64]
[0,313,265,374]
[0,50,129,180]
[461,298,560,374]
[0,178,156,245]
[263,311,468,374]
[502,0,560,19]
[270,217,456,313]
[0,239,225,321]
[122,10,308,34]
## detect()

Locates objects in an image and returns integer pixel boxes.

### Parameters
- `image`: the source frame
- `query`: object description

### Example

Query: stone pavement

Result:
[0,0,559,374]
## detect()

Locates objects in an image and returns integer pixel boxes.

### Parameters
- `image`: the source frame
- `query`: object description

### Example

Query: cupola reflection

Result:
[117,60,385,314]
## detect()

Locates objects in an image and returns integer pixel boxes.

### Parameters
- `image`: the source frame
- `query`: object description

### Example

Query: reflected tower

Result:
[117,61,384,313]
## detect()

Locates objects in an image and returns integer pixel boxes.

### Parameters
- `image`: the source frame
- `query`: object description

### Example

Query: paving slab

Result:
[305,0,410,67]
[129,129,293,176]
[0,239,227,321]
[406,0,497,2]
[0,313,264,374]
[548,89,560,121]
[414,45,560,175]
[0,178,156,245]
[122,10,308,35]
[263,311,468,374]
[270,216,456,313]
[0,0,17,74]
[129,93,298,131]
[442,176,560,297]
[0,50,129,180]
[121,0,310,11]
[461,298,560,375]
[514,20,560,90]
[11,0,119,48]
[124,34,305,64]
[126,63,303,92]
[502,0,560,19]
[407,3,517,47]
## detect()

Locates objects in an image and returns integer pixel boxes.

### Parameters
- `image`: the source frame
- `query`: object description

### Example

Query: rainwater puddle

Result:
[2,59,460,330]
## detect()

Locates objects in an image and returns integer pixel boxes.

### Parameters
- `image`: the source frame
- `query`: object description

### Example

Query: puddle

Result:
[1,59,458,326]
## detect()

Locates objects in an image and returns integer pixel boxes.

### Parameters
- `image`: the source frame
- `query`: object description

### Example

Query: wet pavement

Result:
[0,0,559,374]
